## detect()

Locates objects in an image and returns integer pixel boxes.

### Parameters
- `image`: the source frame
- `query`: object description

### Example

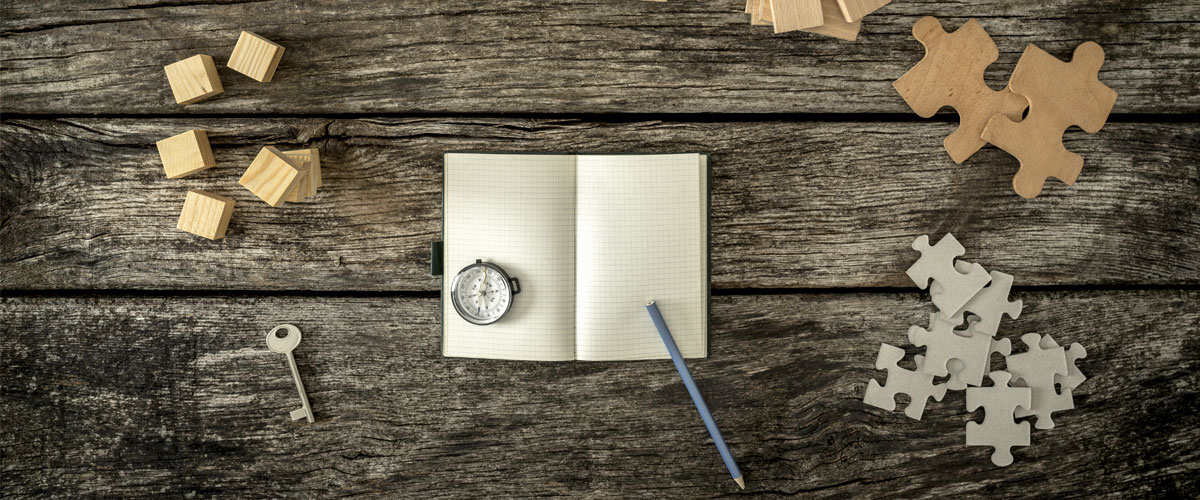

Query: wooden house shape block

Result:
[177,189,235,240]
[239,146,306,207]
[164,54,224,105]
[284,148,322,202]
[156,130,216,179]
[227,31,285,82]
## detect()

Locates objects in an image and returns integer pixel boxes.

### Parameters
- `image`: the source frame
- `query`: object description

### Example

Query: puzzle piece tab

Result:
[966,371,1031,466]
[893,17,1028,164]
[1007,333,1070,429]
[909,313,1011,390]
[1058,341,1088,391]
[942,262,1022,337]
[864,343,948,420]
[906,234,992,315]
[981,42,1118,198]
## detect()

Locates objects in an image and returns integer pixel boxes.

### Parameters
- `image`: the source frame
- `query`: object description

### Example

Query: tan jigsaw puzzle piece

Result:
[893,17,1028,164]
[982,42,1118,198]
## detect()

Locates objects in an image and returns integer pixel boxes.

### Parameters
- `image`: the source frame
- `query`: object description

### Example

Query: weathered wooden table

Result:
[2,1,1198,497]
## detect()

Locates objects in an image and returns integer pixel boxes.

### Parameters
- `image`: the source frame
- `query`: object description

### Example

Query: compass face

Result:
[450,261,515,325]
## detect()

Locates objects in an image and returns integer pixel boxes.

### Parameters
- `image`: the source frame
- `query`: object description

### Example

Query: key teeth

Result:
[291,408,309,421]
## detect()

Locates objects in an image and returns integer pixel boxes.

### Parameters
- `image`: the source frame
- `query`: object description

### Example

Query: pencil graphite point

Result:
[735,476,745,489]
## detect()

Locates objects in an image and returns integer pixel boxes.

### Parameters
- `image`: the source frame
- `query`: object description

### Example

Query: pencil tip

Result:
[734,476,744,489]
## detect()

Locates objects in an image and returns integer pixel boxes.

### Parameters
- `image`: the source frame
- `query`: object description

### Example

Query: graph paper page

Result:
[442,153,577,361]
[575,153,708,361]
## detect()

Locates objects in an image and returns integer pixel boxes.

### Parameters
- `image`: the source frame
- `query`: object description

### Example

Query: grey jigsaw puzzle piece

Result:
[864,343,948,420]
[966,371,1031,466]
[906,234,992,315]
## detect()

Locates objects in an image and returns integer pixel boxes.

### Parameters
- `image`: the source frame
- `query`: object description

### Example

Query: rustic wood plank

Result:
[2,291,1196,497]
[2,118,1197,291]
[1,0,1197,115]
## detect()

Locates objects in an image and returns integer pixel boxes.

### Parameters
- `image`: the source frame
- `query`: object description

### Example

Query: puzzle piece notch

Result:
[941,262,1022,337]
[1007,333,1069,429]
[906,234,992,315]
[981,42,1118,198]
[909,314,1011,390]
[893,17,1028,164]
[966,371,1031,466]
[863,343,948,420]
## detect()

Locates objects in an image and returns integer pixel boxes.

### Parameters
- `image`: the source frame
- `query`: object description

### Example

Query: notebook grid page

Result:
[575,154,706,361]
[442,153,577,361]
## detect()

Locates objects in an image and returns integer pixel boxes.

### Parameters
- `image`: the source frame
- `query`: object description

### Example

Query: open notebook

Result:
[441,152,709,361]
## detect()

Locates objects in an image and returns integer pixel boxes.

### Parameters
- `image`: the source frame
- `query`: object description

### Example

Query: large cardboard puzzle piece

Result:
[864,343,948,420]
[893,17,1028,164]
[1006,333,1070,429]
[981,42,1118,198]
[942,263,1023,337]
[909,313,1012,390]
[966,371,1031,466]
[906,234,992,315]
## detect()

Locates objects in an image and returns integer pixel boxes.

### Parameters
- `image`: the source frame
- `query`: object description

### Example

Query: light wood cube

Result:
[178,189,235,240]
[284,148,322,202]
[156,130,216,179]
[227,31,285,82]
[164,54,224,105]
[836,0,890,22]
[239,146,306,207]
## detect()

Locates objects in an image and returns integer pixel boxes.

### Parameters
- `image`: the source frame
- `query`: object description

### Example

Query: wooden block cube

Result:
[164,54,224,105]
[227,31,285,82]
[284,148,322,202]
[836,0,889,22]
[239,146,306,207]
[177,189,235,240]
[156,130,216,179]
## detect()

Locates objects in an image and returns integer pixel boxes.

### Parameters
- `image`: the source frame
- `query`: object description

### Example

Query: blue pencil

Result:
[645,300,744,489]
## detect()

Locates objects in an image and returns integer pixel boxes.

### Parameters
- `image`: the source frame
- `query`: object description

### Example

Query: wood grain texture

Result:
[804,0,861,42]
[161,54,223,105]
[770,0,823,34]
[226,31,284,83]
[237,146,305,207]
[155,129,216,179]
[1,0,1198,115]
[2,291,1197,498]
[837,0,890,22]
[2,118,1198,291]
[177,188,235,240]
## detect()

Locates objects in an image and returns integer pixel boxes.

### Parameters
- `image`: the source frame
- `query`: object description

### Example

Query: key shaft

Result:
[285,351,314,423]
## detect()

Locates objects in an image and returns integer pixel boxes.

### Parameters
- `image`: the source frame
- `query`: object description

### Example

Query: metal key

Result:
[266,324,315,423]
